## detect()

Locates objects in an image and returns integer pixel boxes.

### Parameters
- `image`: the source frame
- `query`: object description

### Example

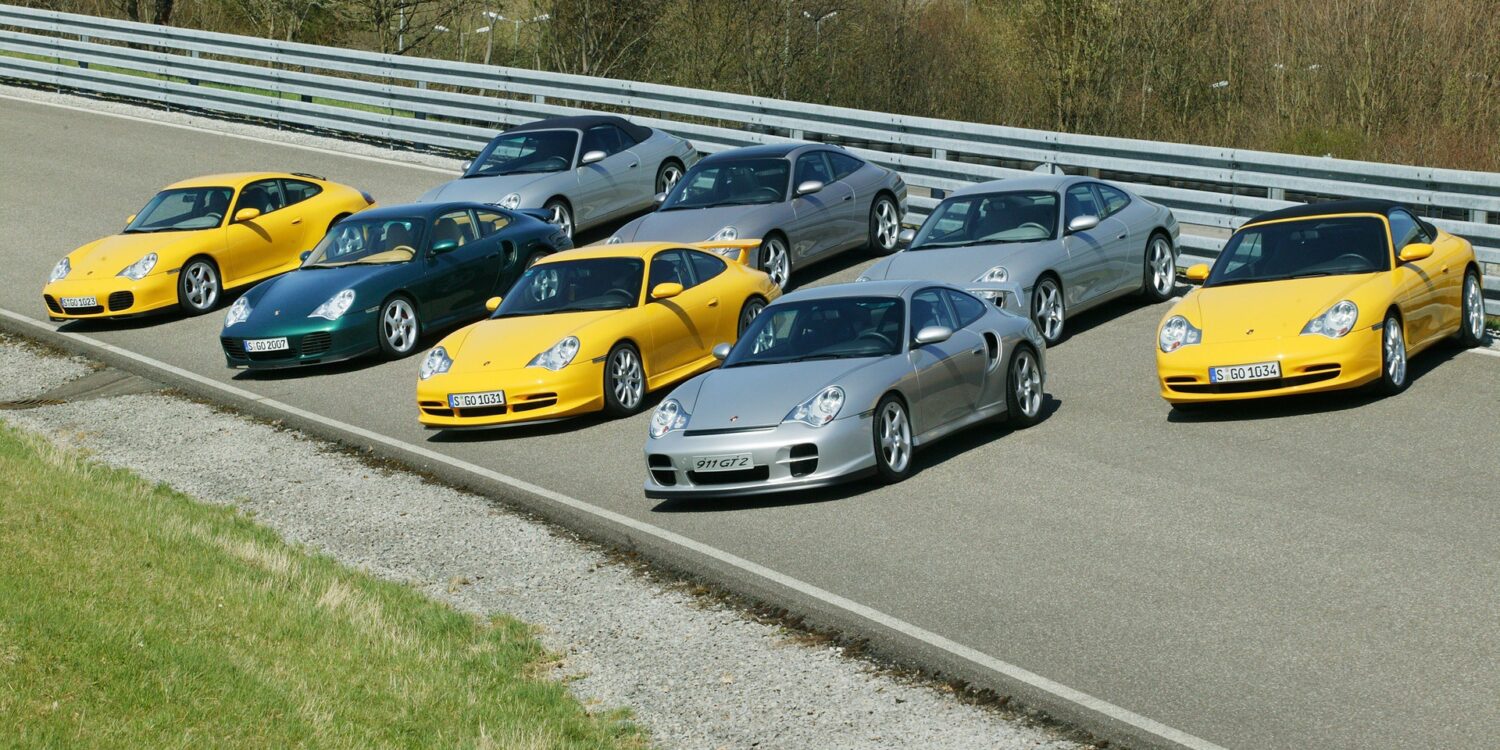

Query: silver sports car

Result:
[858,175,1179,346]
[419,115,697,240]
[643,280,1046,499]
[607,143,908,291]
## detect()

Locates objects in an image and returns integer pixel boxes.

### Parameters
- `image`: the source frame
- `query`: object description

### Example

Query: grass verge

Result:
[0,421,644,749]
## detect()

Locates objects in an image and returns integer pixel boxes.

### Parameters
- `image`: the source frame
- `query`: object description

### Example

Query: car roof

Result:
[699,142,822,162]
[1245,199,1408,225]
[505,115,653,143]
[165,172,310,189]
[949,174,1089,198]
[776,280,930,303]
[535,242,708,263]
[332,202,491,222]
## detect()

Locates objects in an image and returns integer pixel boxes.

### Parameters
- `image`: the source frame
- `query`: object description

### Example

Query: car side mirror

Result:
[299,250,312,262]
[654,192,668,205]
[913,325,953,346]
[897,228,916,248]
[1185,263,1210,283]
[580,150,607,166]
[460,160,472,174]
[431,238,459,255]
[125,213,136,225]
[233,207,261,223]
[651,282,683,301]
[1398,242,1434,263]
[485,296,503,312]
[712,343,732,360]
[795,180,824,197]
[1066,214,1100,234]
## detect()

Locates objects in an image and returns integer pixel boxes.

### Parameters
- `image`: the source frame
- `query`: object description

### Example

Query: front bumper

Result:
[42,272,177,319]
[416,360,607,428]
[221,314,376,370]
[1156,325,1383,403]
[643,414,875,499]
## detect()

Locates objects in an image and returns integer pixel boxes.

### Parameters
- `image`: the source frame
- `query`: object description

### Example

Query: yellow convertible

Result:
[416,240,778,428]
[1157,199,1485,406]
[43,172,373,319]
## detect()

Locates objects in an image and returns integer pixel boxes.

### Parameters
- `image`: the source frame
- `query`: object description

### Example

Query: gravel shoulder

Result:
[0,339,1086,750]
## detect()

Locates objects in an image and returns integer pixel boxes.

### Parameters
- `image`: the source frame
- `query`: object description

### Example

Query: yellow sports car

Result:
[1157,199,1485,406]
[416,240,778,429]
[43,172,373,319]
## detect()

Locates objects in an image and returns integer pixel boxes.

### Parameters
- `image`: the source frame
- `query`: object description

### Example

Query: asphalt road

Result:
[5,95,1499,750]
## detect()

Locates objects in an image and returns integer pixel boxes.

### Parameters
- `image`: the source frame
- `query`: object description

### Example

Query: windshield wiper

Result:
[913,239,1000,250]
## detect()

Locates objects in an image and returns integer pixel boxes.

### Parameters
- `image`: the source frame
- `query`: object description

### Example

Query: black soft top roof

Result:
[1248,199,1406,225]
[505,115,653,143]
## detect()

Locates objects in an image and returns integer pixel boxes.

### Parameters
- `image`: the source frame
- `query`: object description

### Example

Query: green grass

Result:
[0,422,645,749]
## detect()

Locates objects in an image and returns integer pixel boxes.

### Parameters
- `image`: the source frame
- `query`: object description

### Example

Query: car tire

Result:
[377,296,421,359]
[1374,310,1408,396]
[655,160,684,195]
[1005,344,1044,428]
[602,342,646,417]
[1031,275,1065,346]
[1141,232,1176,302]
[1455,268,1485,348]
[738,296,767,336]
[543,198,573,240]
[867,194,901,256]
[872,394,914,484]
[177,256,221,315]
[759,233,792,291]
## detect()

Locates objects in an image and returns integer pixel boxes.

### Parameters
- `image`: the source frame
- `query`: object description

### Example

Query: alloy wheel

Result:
[1014,349,1043,418]
[1150,237,1175,297]
[1384,320,1406,386]
[657,163,683,194]
[878,401,911,473]
[1033,279,1064,342]
[183,261,219,311]
[761,238,790,290]
[383,299,417,354]
[874,199,900,251]
[739,298,766,335]
[1466,275,1485,340]
[547,202,573,239]
[610,347,644,410]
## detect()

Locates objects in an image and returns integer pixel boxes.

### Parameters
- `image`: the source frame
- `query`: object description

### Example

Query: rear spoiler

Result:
[689,239,762,264]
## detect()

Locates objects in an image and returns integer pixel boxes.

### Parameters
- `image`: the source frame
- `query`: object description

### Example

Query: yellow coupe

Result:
[416,240,778,429]
[1157,200,1485,406]
[43,172,373,319]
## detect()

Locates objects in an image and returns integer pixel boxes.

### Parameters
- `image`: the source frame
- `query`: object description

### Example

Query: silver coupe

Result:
[419,115,697,240]
[607,143,908,291]
[643,280,1046,499]
[858,174,1179,346]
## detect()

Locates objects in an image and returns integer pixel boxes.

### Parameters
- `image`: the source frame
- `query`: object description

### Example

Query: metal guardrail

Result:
[1,3,1496,313]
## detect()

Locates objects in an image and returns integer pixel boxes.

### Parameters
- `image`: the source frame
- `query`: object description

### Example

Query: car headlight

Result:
[224,296,251,327]
[527,336,579,371]
[419,346,453,380]
[649,398,690,439]
[605,236,623,245]
[974,266,1009,284]
[117,252,157,281]
[784,385,844,427]
[709,226,738,242]
[48,257,70,283]
[1159,315,1202,353]
[499,193,522,209]
[1301,300,1359,339]
[308,289,356,321]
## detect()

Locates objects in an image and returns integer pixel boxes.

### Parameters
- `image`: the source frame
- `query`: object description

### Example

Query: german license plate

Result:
[244,337,290,353]
[1209,361,1281,383]
[692,453,754,472]
[59,295,97,309]
[449,390,505,409]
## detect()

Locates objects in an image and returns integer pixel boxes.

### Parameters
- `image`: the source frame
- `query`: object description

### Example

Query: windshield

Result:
[912,190,1059,249]
[725,297,905,367]
[124,187,233,233]
[494,258,644,317]
[304,218,425,267]
[661,158,789,210]
[466,130,579,178]
[1207,216,1391,287]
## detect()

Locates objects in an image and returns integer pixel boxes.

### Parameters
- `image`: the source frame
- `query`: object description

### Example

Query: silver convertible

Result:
[419,115,697,240]
[607,143,908,291]
[858,175,1179,346]
[643,280,1046,499]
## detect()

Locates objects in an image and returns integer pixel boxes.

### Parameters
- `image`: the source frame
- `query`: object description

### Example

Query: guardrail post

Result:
[532,94,545,104]
[934,148,947,161]
[77,35,88,69]
[1471,209,1489,224]
[1268,187,1285,201]
[416,80,427,120]
[301,65,311,103]
[790,128,803,141]
[186,49,198,86]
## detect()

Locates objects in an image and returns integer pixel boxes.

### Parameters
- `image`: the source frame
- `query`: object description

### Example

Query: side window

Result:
[473,209,511,237]
[431,211,478,248]
[1064,184,1103,223]
[235,179,286,216]
[281,180,323,206]
[946,290,987,327]
[613,125,640,149]
[1387,209,1423,249]
[582,126,626,157]
[794,152,834,186]
[686,250,726,284]
[1096,184,1131,217]
[648,250,697,290]
[910,288,956,335]
[827,152,865,181]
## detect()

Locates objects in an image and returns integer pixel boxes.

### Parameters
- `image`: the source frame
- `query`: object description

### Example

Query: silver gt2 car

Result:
[859,175,1179,346]
[419,115,697,240]
[643,280,1046,499]
[608,143,908,291]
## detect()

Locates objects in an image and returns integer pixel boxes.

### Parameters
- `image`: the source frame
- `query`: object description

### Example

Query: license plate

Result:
[449,390,506,409]
[59,295,97,309]
[691,453,754,472]
[244,337,289,353]
[1209,361,1281,383]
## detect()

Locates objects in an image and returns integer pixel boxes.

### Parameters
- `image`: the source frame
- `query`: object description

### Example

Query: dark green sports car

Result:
[219,202,569,370]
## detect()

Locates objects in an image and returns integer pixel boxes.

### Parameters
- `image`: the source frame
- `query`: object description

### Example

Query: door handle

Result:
[970,348,983,356]
[291,218,303,225]
[708,298,719,307]
[1441,265,1450,274]
[486,253,500,259]
[1115,233,1126,240]
[842,195,853,202]
[628,162,638,169]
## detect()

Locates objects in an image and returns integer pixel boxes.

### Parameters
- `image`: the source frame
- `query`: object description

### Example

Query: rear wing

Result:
[689,239,761,264]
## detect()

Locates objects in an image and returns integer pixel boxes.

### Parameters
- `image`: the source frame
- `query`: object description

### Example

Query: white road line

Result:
[1473,346,1500,358]
[0,306,1229,750]
[0,92,455,175]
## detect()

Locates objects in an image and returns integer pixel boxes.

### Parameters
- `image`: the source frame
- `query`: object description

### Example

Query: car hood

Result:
[419,172,553,203]
[240,264,400,321]
[618,204,780,243]
[1186,273,1381,343]
[868,241,1055,285]
[67,231,211,274]
[684,357,884,429]
[447,309,621,372]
